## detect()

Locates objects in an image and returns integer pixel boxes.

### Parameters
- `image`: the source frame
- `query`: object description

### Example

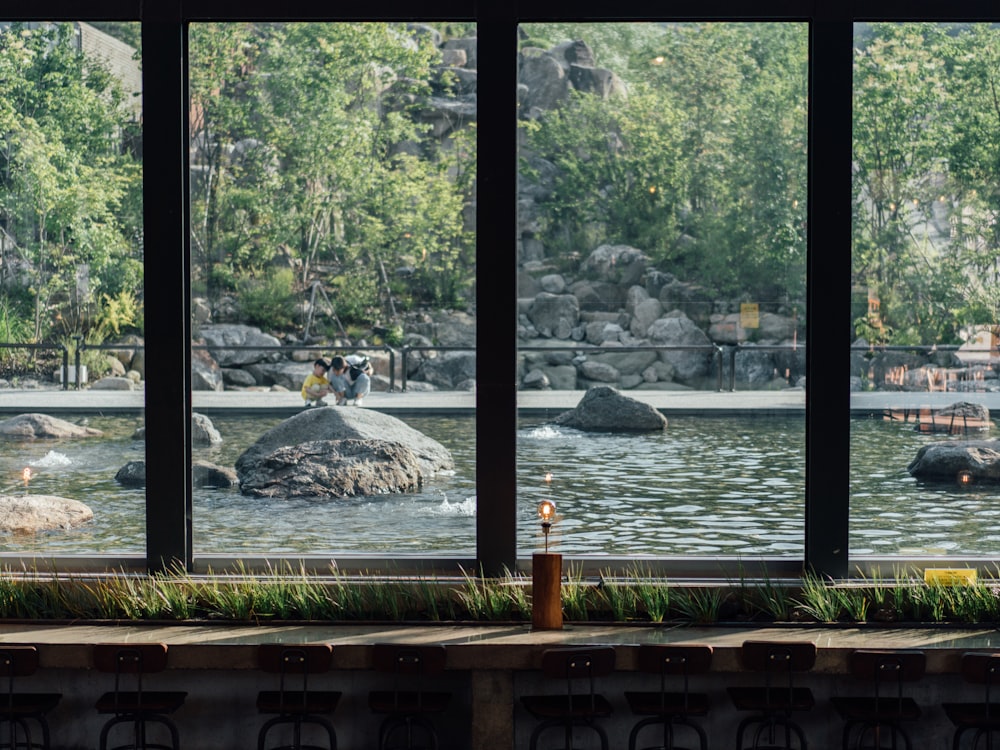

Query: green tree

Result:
[0,23,142,341]
[522,22,808,305]
[189,22,475,323]
[939,25,1000,331]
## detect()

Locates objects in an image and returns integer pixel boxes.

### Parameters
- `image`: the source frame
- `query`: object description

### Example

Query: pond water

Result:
[0,412,995,557]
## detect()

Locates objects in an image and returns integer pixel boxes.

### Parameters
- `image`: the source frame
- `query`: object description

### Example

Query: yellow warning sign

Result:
[740,303,759,329]
[924,568,977,586]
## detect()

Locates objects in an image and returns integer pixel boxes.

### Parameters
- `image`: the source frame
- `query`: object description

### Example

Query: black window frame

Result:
[8,0,996,580]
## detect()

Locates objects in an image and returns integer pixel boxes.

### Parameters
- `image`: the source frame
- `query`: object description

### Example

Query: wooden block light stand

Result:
[532,499,562,630]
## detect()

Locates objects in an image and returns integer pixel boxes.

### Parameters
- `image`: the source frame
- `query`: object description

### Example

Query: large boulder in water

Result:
[235,406,453,478]
[907,439,1000,483]
[0,414,102,440]
[0,495,93,533]
[553,385,667,432]
[239,439,423,498]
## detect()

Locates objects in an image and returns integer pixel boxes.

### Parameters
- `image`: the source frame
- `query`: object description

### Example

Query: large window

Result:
[850,22,1000,559]
[515,22,809,558]
[0,20,144,557]
[186,21,478,558]
[7,1,996,579]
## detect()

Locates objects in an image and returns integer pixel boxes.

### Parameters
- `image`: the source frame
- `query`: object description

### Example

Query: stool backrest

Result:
[540,646,615,714]
[741,640,815,710]
[0,646,39,680]
[259,644,332,712]
[94,643,169,708]
[94,643,169,675]
[848,650,925,682]
[258,644,332,675]
[741,641,816,673]
[635,644,712,676]
[372,644,447,713]
[635,644,712,713]
[847,649,925,710]
[960,652,1000,716]
[372,644,446,676]
[959,652,1000,686]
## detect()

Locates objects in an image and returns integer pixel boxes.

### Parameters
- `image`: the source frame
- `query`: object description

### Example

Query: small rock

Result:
[192,413,223,446]
[90,376,135,391]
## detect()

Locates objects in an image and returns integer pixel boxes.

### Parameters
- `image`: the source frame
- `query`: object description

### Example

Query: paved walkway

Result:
[0,386,807,416]
[1,385,999,416]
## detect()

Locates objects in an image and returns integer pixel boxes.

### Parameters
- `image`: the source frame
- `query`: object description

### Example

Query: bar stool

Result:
[94,643,187,750]
[625,644,712,750]
[0,646,61,750]
[257,644,341,750]
[368,644,450,750]
[520,646,616,750]
[727,640,817,749]
[831,649,925,750]
[942,652,1000,749]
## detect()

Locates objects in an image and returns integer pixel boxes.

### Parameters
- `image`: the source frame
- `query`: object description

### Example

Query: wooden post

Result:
[532,552,563,630]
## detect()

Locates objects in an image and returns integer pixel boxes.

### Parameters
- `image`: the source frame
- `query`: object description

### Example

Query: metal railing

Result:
[0,342,70,389]
[726,343,806,392]
[29,339,813,393]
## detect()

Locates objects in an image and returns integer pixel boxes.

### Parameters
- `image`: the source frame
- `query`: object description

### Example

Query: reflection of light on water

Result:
[524,425,577,440]
[429,495,476,517]
[31,451,71,468]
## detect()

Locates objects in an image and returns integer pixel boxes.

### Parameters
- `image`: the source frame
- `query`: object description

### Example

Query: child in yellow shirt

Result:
[300,358,333,407]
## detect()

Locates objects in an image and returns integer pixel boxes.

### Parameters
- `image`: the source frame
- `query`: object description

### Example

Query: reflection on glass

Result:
[516,22,808,556]
[0,21,144,554]
[188,22,477,555]
[851,23,1000,557]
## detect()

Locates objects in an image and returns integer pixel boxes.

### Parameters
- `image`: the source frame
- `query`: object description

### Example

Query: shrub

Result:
[236,268,297,330]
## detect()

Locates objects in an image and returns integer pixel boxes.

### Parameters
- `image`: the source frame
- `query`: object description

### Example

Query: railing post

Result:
[73,334,83,390]
[401,346,409,392]
[729,346,737,392]
[60,344,69,390]
[385,345,396,392]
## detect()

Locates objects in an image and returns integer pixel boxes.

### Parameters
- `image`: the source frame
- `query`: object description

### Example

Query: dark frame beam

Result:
[142,1,192,572]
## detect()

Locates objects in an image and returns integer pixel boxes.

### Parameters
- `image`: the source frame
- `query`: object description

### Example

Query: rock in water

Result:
[115,459,238,488]
[239,439,423,498]
[235,406,453,477]
[907,439,1000,483]
[553,385,667,432]
[0,495,93,533]
[0,413,103,439]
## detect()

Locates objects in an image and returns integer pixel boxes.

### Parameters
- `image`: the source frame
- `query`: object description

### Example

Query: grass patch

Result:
[0,565,995,625]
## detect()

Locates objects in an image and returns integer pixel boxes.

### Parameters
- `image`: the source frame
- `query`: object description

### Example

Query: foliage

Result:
[0,22,143,343]
[852,23,1000,345]
[188,22,474,326]
[521,22,808,304]
[0,293,36,372]
[235,268,297,330]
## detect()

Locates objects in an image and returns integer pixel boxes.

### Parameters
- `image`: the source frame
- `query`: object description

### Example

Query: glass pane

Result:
[516,22,808,556]
[188,22,477,556]
[851,22,1000,557]
[0,21,145,554]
